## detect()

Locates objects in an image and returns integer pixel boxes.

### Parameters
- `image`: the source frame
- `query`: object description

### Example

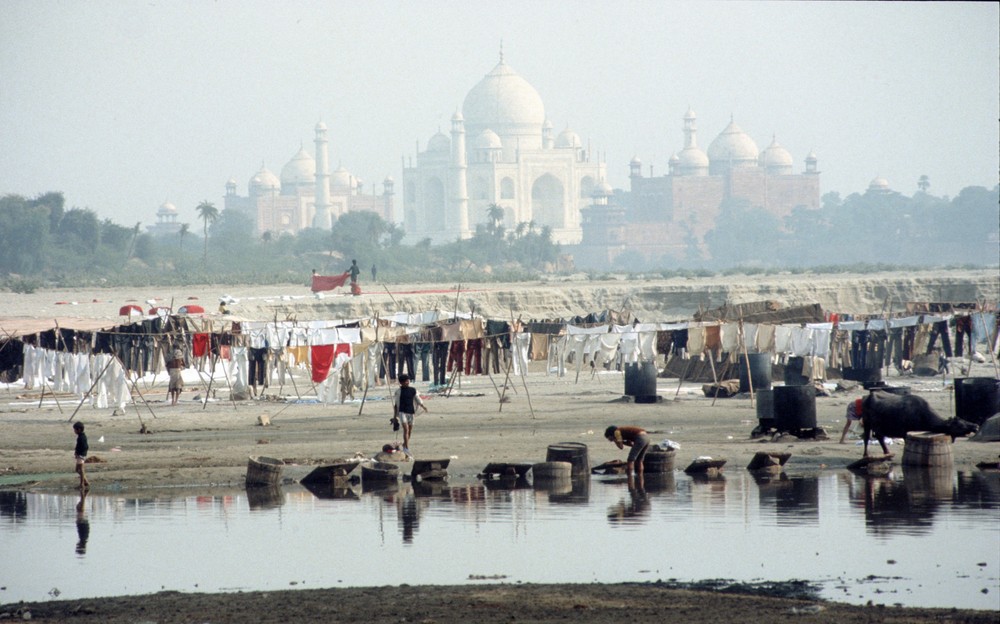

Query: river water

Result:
[2,467,998,610]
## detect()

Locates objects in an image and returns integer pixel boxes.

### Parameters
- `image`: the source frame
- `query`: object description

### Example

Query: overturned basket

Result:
[246,456,284,487]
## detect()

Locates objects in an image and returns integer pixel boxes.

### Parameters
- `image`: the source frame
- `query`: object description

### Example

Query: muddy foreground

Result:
[2,360,999,623]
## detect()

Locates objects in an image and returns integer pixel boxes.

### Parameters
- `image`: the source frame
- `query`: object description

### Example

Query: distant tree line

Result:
[0,195,561,290]
[612,182,999,272]
[2,182,996,290]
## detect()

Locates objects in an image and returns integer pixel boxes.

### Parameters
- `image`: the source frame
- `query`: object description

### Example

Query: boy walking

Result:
[73,421,90,490]
[392,374,428,455]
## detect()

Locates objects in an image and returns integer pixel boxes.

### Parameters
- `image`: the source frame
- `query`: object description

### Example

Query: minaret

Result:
[449,111,469,237]
[312,121,332,229]
[683,107,698,149]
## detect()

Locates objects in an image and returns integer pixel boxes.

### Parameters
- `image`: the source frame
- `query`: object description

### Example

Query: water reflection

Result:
[3,468,998,610]
[74,490,89,555]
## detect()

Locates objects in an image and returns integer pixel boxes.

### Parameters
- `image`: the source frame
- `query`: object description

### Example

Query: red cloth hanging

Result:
[192,333,209,357]
[310,343,352,383]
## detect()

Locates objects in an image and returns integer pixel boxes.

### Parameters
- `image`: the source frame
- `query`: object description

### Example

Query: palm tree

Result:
[486,203,504,237]
[196,200,219,265]
[178,223,190,251]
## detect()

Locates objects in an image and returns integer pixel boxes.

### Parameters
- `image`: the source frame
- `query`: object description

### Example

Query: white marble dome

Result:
[427,131,451,153]
[330,165,356,189]
[707,120,759,169]
[280,147,316,188]
[249,165,280,194]
[868,176,890,191]
[157,202,178,215]
[592,180,613,197]
[555,127,582,149]
[462,59,545,139]
[474,129,503,150]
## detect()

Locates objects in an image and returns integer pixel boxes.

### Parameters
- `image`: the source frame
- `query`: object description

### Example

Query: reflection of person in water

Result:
[75,491,90,555]
[399,493,419,544]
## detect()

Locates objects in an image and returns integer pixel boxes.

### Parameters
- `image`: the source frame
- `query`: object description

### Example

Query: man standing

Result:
[393,374,428,455]
[349,259,361,285]
[166,343,185,405]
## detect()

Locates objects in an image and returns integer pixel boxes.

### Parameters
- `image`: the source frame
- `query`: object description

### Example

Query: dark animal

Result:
[861,391,978,457]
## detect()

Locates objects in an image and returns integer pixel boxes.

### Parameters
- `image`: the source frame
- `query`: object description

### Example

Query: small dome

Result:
[451,110,464,122]
[315,121,328,132]
[707,119,759,168]
[630,155,642,166]
[555,127,582,149]
[330,165,356,189]
[805,151,818,162]
[473,129,503,150]
[157,202,178,215]
[677,146,709,169]
[226,177,237,187]
[280,147,316,188]
[868,176,890,191]
[592,180,613,197]
[759,137,793,172]
[249,165,280,193]
[684,107,697,121]
[543,119,554,130]
[669,153,680,164]
[427,131,451,153]
[384,176,394,184]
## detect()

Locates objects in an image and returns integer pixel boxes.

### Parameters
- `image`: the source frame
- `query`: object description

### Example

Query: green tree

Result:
[917,175,930,194]
[57,207,101,254]
[178,223,190,251]
[0,194,50,273]
[196,200,219,265]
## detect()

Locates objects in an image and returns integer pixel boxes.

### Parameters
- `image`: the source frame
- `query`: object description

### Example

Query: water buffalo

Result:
[861,391,978,457]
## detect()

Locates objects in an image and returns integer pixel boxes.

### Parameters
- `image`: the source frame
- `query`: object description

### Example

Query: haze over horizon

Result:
[3,1,997,228]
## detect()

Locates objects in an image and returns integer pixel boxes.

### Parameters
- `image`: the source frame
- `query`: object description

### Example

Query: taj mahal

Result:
[150,52,822,267]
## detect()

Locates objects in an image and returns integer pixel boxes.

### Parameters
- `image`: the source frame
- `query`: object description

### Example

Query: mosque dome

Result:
[427,131,451,153]
[473,129,503,150]
[759,137,793,173]
[677,146,709,171]
[462,58,545,144]
[868,176,890,192]
[707,120,759,172]
[631,155,642,166]
[157,202,178,215]
[249,165,280,194]
[593,180,613,197]
[555,127,582,149]
[330,165,356,189]
[280,147,316,188]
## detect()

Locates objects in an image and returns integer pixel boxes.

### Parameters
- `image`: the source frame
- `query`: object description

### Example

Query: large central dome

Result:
[462,59,545,155]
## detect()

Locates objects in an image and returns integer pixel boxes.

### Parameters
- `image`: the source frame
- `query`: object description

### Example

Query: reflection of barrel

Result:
[902,432,953,468]
[783,357,809,386]
[246,485,284,510]
[624,362,659,402]
[773,385,816,432]
[901,465,954,501]
[643,448,675,473]
[955,377,1000,425]
[738,353,772,393]
[246,456,284,487]
[532,461,572,480]
[546,442,590,478]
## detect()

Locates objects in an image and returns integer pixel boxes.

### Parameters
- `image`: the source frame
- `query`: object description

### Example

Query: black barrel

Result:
[955,377,1000,425]
[773,385,817,432]
[545,442,590,478]
[624,362,658,402]
[756,388,775,430]
[783,357,809,386]
[842,367,882,383]
[865,383,911,396]
[739,353,772,393]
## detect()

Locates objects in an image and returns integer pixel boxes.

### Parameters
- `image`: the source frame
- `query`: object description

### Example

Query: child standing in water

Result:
[73,421,90,490]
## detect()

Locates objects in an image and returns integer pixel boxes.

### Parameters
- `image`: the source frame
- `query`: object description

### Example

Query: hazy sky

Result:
[3,1,998,227]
